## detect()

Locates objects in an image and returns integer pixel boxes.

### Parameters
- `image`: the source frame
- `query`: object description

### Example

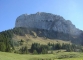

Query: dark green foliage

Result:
[31,43,41,54]
[48,43,62,50]
[33,50,38,54]
[57,54,79,59]
[6,44,11,52]
[19,39,24,45]
[41,48,48,54]
[48,43,83,52]
[30,43,49,54]
[41,45,48,54]
[0,30,13,52]
[0,42,6,52]
[19,46,28,54]
[20,39,24,42]
[62,44,77,52]
[30,42,83,54]
[54,43,61,50]
[13,27,27,36]
[0,27,30,52]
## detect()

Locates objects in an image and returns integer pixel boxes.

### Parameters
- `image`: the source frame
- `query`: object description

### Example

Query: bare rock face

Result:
[15,12,81,36]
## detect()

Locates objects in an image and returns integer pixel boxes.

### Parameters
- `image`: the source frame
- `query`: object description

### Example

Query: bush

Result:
[57,54,79,59]
[33,50,38,54]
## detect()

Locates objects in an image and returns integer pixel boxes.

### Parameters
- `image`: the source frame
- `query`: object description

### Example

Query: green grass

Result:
[12,34,71,49]
[0,51,83,60]
[0,52,55,60]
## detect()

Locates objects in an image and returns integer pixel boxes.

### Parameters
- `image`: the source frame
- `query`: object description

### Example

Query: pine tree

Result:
[0,42,6,52]
[42,48,48,54]
[6,44,11,52]
[24,46,28,54]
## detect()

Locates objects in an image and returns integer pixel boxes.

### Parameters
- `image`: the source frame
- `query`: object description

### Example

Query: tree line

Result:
[0,27,83,54]
[29,42,83,54]
[0,27,28,52]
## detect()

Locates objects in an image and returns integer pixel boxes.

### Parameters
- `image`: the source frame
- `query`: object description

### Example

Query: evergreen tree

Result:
[0,42,6,52]
[19,46,28,54]
[41,48,48,54]
[6,44,11,52]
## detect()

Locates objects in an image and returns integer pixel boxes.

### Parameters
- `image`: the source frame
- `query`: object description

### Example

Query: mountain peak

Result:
[15,12,81,36]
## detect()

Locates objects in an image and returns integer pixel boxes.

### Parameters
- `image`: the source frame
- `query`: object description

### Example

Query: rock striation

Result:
[15,12,81,36]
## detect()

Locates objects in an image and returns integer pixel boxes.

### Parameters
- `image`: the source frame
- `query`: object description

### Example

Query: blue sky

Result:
[0,0,83,32]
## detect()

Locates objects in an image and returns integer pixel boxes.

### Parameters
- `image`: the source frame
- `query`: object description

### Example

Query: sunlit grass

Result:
[0,51,83,60]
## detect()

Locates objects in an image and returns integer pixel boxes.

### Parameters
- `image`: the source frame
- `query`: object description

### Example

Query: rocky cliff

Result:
[15,12,81,36]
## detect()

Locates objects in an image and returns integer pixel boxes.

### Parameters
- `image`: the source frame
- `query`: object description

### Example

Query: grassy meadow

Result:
[0,51,83,60]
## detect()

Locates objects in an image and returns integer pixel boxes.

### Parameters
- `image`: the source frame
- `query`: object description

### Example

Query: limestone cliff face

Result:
[15,12,81,36]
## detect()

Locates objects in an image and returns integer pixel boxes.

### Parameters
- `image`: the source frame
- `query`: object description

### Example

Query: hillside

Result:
[12,33,71,49]
[0,27,71,50]
[0,12,83,54]
[0,27,83,53]
[15,12,83,45]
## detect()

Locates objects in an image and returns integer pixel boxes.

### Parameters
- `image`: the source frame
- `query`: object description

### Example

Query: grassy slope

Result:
[12,34,71,47]
[0,51,83,60]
